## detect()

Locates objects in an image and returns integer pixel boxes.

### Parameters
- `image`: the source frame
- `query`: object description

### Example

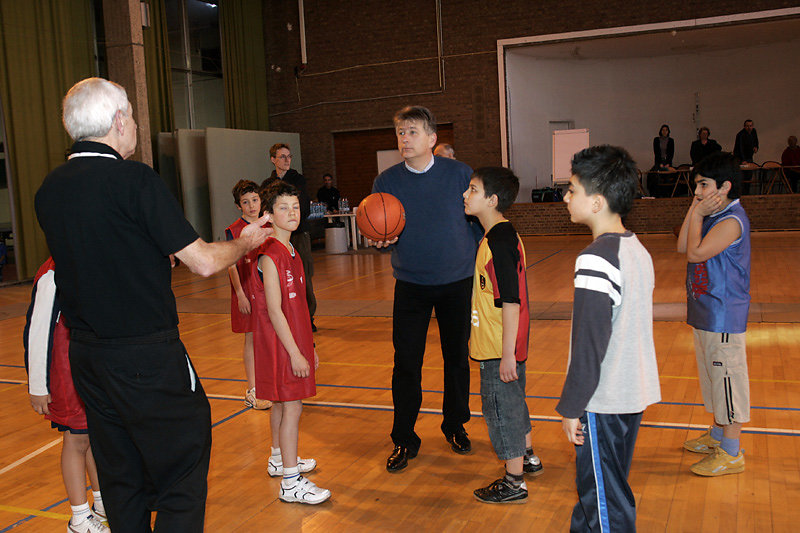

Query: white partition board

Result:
[175,129,212,241]
[552,129,589,184]
[377,149,403,174]
[205,128,301,242]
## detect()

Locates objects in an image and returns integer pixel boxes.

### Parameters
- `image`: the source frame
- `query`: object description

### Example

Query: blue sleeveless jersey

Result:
[686,199,750,333]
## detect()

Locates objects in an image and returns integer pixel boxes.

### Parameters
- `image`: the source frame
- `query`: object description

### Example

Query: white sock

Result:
[271,447,282,461]
[71,502,91,525]
[92,490,105,515]
[281,466,300,488]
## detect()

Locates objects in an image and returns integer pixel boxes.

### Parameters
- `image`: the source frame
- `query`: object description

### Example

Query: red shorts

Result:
[45,322,87,431]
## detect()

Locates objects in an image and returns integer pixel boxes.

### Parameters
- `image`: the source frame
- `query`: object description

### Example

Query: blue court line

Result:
[3,391,793,532]
[0,493,73,532]
[0,407,252,532]
[526,250,561,269]
[206,396,800,438]
[0,364,24,369]
[211,407,250,428]
[197,376,800,413]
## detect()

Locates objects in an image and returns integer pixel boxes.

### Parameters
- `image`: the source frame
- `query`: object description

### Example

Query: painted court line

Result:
[202,377,800,413]
[205,394,800,437]
[2,392,795,532]
[0,438,62,476]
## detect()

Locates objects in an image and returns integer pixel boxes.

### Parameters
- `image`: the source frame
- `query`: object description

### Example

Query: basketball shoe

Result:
[523,454,544,476]
[68,514,109,533]
[244,388,272,410]
[690,446,745,476]
[474,477,528,504]
[683,428,720,454]
[279,476,330,505]
[268,456,317,477]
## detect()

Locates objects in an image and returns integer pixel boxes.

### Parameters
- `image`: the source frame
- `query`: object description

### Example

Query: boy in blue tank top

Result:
[677,152,751,476]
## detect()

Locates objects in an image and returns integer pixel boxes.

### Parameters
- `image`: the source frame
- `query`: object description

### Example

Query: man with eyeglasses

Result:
[262,143,317,331]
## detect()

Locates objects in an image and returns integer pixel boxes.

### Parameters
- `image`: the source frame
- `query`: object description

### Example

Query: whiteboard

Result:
[552,129,589,184]
[377,149,403,174]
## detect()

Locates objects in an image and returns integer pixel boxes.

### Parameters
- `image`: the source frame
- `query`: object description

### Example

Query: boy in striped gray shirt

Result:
[557,145,661,532]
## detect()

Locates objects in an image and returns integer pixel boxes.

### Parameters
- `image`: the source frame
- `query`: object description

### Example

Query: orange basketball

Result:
[356,193,406,242]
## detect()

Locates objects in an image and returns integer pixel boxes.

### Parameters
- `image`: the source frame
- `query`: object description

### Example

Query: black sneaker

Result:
[523,454,544,476]
[473,477,528,504]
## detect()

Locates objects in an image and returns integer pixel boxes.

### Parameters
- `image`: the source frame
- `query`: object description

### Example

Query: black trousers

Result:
[69,331,212,533]
[390,277,472,452]
[571,411,642,533]
[291,230,316,318]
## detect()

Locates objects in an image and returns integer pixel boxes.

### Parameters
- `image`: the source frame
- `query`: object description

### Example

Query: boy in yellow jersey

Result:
[463,167,542,504]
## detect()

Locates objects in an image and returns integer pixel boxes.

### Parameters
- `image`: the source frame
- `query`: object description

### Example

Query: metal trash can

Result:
[325,226,348,254]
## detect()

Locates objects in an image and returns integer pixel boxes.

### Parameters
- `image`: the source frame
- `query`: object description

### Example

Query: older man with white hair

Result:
[35,78,271,532]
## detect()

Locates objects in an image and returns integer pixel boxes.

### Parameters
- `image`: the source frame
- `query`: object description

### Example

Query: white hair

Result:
[62,78,129,141]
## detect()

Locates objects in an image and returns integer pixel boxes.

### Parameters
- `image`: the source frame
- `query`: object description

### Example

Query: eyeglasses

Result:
[276,154,292,160]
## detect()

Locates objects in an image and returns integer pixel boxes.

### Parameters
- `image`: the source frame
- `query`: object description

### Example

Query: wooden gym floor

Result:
[0,232,798,532]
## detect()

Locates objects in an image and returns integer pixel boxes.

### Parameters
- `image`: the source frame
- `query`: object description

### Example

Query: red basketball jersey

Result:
[252,238,316,401]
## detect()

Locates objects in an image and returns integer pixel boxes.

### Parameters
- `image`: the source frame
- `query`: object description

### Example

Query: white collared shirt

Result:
[405,156,435,174]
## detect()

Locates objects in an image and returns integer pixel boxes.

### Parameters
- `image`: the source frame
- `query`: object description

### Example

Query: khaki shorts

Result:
[693,329,750,425]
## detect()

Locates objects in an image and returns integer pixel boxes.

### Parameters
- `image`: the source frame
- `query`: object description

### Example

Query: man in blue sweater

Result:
[372,106,480,472]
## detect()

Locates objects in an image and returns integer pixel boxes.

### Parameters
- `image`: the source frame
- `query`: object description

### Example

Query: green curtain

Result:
[143,0,173,138]
[0,0,95,279]
[220,0,269,131]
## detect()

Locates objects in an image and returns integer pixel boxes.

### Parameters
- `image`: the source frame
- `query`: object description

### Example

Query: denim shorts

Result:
[479,359,532,461]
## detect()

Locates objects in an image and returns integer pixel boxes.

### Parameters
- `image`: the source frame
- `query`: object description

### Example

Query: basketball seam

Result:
[362,197,383,241]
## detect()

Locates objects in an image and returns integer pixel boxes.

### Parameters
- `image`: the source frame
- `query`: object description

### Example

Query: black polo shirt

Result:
[261,168,310,233]
[35,141,198,339]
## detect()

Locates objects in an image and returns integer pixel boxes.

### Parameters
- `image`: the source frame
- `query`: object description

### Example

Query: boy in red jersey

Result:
[226,180,272,410]
[254,180,330,504]
[24,258,109,533]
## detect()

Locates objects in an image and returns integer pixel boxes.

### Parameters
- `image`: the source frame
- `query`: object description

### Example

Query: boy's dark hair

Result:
[393,105,437,134]
[472,167,519,213]
[231,179,260,206]
[269,143,290,158]
[261,179,300,212]
[570,145,638,217]
[691,151,742,199]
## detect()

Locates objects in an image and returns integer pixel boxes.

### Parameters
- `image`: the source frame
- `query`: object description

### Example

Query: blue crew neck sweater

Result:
[372,156,480,285]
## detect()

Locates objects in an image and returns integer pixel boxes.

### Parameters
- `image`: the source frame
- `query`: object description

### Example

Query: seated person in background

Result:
[434,143,456,159]
[781,136,800,192]
[690,127,722,166]
[316,173,340,212]
[647,124,675,197]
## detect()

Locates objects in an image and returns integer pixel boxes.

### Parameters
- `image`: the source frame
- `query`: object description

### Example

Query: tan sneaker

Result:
[244,388,272,410]
[683,429,720,454]
[690,447,745,476]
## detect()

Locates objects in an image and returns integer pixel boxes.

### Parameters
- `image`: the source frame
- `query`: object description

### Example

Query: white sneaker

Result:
[268,456,317,477]
[68,514,110,533]
[91,505,106,522]
[279,476,331,505]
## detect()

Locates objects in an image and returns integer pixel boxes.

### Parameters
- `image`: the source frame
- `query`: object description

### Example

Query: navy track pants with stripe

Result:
[571,411,643,533]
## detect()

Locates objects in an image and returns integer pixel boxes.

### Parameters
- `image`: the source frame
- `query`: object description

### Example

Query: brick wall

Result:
[263,0,797,192]
[506,194,800,235]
